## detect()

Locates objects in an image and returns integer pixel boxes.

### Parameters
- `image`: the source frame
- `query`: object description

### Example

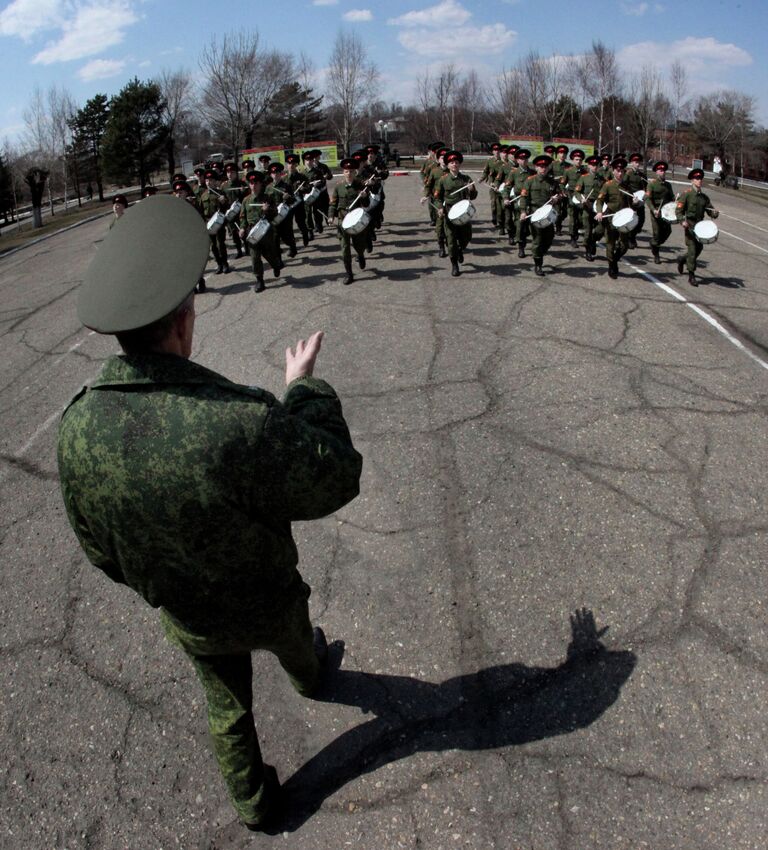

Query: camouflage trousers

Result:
[161,583,320,824]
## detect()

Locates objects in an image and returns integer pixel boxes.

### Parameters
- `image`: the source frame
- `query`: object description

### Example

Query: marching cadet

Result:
[222,161,247,259]
[358,144,389,238]
[574,155,604,262]
[595,156,631,279]
[300,151,320,240]
[173,179,207,293]
[625,152,647,249]
[238,170,281,293]
[328,157,371,285]
[257,154,272,175]
[492,145,514,237]
[422,146,449,257]
[142,185,158,198]
[510,148,533,258]
[423,142,446,226]
[644,160,675,264]
[675,167,719,286]
[310,149,334,231]
[198,169,231,275]
[284,153,311,247]
[241,158,255,174]
[562,148,587,246]
[551,145,570,235]
[267,162,299,258]
[435,150,478,277]
[598,152,612,182]
[480,142,502,226]
[519,154,562,276]
[192,166,207,202]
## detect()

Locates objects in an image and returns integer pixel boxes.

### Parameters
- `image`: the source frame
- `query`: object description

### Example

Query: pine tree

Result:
[0,154,14,224]
[265,83,326,148]
[69,94,110,201]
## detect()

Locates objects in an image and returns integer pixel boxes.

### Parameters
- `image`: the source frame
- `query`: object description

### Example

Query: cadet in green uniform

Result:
[551,145,570,235]
[328,157,371,285]
[520,154,562,276]
[563,149,587,246]
[222,161,246,259]
[481,143,502,226]
[266,162,299,259]
[435,150,478,277]
[199,169,231,275]
[239,170,282,292]
[422,147,449,257]
[57,196,362,831]
[644,160,675,264]
[624,153,647,249]
[173,179,207,292]
[574,155,604,261]
[492,146,514,236]
[596,156,631,279]
[284,153,311,247]
[193,166,207,202]
[510,148,533,258]
[598,153,612,182]
[675,167,719,286]
[358,144,389,251]
[309,149,334,232]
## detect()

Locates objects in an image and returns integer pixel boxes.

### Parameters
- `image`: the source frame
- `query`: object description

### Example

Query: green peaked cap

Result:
[78,195,209,333]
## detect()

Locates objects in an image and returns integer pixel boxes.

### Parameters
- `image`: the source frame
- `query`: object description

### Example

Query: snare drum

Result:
[660,201,677,223]
[272,202,292,225]
[530,203,557,229]
[571,192,585,206]
[448,199,476,225]
[246,219,271,245]
[693,220,719,244]
[224,200,241,222]
[303,185,321,205]
[612,208,638,233]
[207,212,226,234]
[342,207,370,234]
[632,189,646,205]
[368,192,381,210]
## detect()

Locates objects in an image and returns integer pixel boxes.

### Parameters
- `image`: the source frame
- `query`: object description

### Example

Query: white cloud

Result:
[621,2,648,15]
[312,0,338,4]
[33,2,139,64]
[0,0,62,39]
[77,58,126,81]
[397,23,515,58]
[343,9,372,21]
[619,37,752,75]
[388,0,471,28]
[138,59,151,67]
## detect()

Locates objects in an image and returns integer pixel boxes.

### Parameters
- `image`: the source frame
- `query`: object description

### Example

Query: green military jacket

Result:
[358,159,389,196]
[239,187,276,227]
[596,178,630,215]
[266,178,294,207]
[435,171,477,211]
[512,166,534,195]
[222,178,247,203]
[329,179,370,218]
[645,177,674,213]
[481,155,501,182]
[520,173,558,213]
[563,165,586,193]
[574,170,603,204]
[676,188,716,225]
[551,159,569,184]
[57,354,362,650]
[624,167,646,194]
[423,164,447,199]
[198,188,228,218]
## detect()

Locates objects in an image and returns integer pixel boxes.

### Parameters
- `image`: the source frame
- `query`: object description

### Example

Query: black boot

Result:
[254,276,265,293]
[451,259,460,277]
[288,245,297,258]
[457,248,464,264]
[608,260,619,279]
[688,272,698,287]
[307,229,315,242]
[215,265,224,275]
[518,244,526,259]
[223,263,232,274]
[302,232,309,247]
[366,234,373,253]
[570,236,578,246]
[196,277,207,293]
[534,258,544,277]
[343,258,354,285]
[652,246,661,264]
[438,239,447,258]
[357,252,366,269]
[677,256,685,275]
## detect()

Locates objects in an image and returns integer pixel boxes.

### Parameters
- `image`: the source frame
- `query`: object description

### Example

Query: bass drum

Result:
[693,220,719,244]
[246,219,271,245]
[530,203,557,229]
[448,199,476,225]
[612,208,638,233]
[660,201,678,223]
[342,207,370,234]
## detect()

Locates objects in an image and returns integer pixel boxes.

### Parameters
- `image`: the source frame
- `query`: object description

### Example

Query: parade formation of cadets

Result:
[125,139,721,292]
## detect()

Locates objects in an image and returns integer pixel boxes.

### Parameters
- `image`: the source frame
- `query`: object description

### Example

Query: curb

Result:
[0,209,111,260]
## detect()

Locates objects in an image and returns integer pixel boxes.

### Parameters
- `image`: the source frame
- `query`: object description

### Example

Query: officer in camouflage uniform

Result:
[624,153,647,249]
[239,170,282,293]
[480,142,502,226]
[57,196,362,831]
[644,160,675,264]
[574,155,604,261]
[520,154,561,276]
[675,167,719,286]
[328,157,371,285]
[596,156,631,279]
[435,150,478,277]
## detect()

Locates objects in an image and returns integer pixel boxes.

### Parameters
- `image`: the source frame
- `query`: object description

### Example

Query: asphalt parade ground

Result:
[1,175,767,850]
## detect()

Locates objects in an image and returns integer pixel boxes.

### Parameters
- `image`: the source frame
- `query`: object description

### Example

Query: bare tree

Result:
[326,30,379,156]
[669,60,689,173]
[693,90,756,178]
[157,69,194,178]
[628,64,668,156]
[453,70,483,152]
[48,86,77,209]
[486,65,526,136]
[522,51,572,140]
[576,41,621,152]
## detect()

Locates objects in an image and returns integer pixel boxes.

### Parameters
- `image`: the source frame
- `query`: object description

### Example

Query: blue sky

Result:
[1,0,766,144]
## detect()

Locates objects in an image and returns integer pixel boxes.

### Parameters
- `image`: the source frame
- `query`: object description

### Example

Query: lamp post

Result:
[615,125,622,157]
[376,119,390,147]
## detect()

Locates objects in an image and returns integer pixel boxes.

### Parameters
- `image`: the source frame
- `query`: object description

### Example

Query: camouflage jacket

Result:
[57,354,362,648]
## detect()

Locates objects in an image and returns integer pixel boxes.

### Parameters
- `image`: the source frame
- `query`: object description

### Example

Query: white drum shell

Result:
[342,208,370,234]
[530,203,557,229]
[571,193,585,206]
[303,186,321,205]
[207,212,226,234]
[272,202,292,225]
[224,201,241,222]
[632,189,646,204]
[612,208,638,232]
[660,202,677,223]
[448,199,476,225]
[246,219,271,245]
[694,220,719,244]
[368,192,381,209]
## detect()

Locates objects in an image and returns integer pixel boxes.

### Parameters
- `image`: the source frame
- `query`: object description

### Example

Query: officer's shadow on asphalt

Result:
[276,608,636,833]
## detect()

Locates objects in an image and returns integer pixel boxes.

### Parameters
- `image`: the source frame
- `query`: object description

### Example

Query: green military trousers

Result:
[246,228,281,281]
[604,222,629,263]
[445,219,472,259]
[161,584,321,825]
[649,213,672,249]
[336,222,369,262]
[679,227,704,273]
[530,220,555,260]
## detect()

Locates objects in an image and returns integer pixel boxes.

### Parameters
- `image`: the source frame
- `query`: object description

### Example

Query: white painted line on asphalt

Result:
[621,260,768,372]
[718,228,768,254]
[718,211,768,235]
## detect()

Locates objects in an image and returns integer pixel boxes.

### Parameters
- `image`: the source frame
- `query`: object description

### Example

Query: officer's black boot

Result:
[343,257,354,285]
[438,238,447,258]
[677,256,685,275]
[652,246,661,264]
[451,257,460,277]
[254,276,265,293]
[534,258,544,277]
[688,272,698,287]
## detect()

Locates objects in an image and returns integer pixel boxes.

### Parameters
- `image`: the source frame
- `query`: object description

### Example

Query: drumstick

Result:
[449,181,476,196]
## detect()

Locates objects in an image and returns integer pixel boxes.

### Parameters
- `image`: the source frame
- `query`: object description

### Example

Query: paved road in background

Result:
[1,177,767,850]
